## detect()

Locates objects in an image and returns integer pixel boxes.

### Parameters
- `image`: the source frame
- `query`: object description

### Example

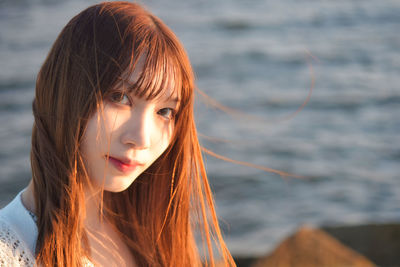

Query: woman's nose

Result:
[120,110,152,150]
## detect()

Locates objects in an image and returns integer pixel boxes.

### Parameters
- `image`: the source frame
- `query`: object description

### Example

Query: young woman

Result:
[0,2,235,266]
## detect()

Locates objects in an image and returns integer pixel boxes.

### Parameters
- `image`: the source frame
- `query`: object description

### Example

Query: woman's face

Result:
[81,64,179,193]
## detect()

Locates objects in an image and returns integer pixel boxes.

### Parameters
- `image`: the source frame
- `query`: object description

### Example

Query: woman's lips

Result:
[108,157,141,173]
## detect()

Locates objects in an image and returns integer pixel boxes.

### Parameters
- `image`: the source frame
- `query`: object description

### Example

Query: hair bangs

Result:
[125,44,183,103]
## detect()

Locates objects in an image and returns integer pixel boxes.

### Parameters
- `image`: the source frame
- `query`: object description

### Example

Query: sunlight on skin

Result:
[21,55,180,266]
[82,58,179,266]
[86,219,136,267]
[81,55,178,195]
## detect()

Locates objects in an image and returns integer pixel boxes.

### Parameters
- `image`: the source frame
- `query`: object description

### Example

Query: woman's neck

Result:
[84,189,137,267]
[84,188,104,229]
[21,180,36,215]
[22,181,136,266]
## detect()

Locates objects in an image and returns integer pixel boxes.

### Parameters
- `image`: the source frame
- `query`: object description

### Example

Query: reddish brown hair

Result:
[31,1,235,266]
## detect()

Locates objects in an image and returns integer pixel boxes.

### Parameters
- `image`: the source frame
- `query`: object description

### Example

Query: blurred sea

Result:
[0,0,399,257]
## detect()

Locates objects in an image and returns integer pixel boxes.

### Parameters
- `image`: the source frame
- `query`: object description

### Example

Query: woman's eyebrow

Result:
[168,97,180,103]
[156,96,180,107]
[157,91,180,102]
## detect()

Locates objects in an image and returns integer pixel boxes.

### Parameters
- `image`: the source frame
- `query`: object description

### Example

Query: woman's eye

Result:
[109,91,131,106]
[157,108,175,120]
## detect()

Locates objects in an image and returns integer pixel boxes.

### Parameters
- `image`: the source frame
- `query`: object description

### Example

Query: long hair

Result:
[31,2,235,266]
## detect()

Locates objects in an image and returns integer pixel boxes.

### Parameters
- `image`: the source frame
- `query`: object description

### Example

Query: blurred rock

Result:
[252,225,376,267]
[232,257,258,267]
[216,256,258,267]
[323,223,400,267]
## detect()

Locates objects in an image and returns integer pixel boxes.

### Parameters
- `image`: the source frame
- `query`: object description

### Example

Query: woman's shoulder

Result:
[0,190,38,266]
[0,218,36,266]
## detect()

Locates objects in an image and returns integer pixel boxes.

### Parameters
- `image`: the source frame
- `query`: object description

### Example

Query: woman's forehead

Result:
[119,56,180,102]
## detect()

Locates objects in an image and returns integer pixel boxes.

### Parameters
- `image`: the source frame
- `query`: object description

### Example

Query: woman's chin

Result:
[103,179,137,193]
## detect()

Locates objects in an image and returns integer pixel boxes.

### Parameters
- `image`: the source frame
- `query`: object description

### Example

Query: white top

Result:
[0,190,93,266]
[0,190,37,266]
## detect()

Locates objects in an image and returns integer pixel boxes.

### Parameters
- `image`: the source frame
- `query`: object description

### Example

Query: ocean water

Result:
[0,0,399,256]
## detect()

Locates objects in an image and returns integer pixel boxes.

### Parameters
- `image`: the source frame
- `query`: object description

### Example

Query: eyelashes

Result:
[106,90,177,121]
[109,91,131,106]
[157,107,176,120]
